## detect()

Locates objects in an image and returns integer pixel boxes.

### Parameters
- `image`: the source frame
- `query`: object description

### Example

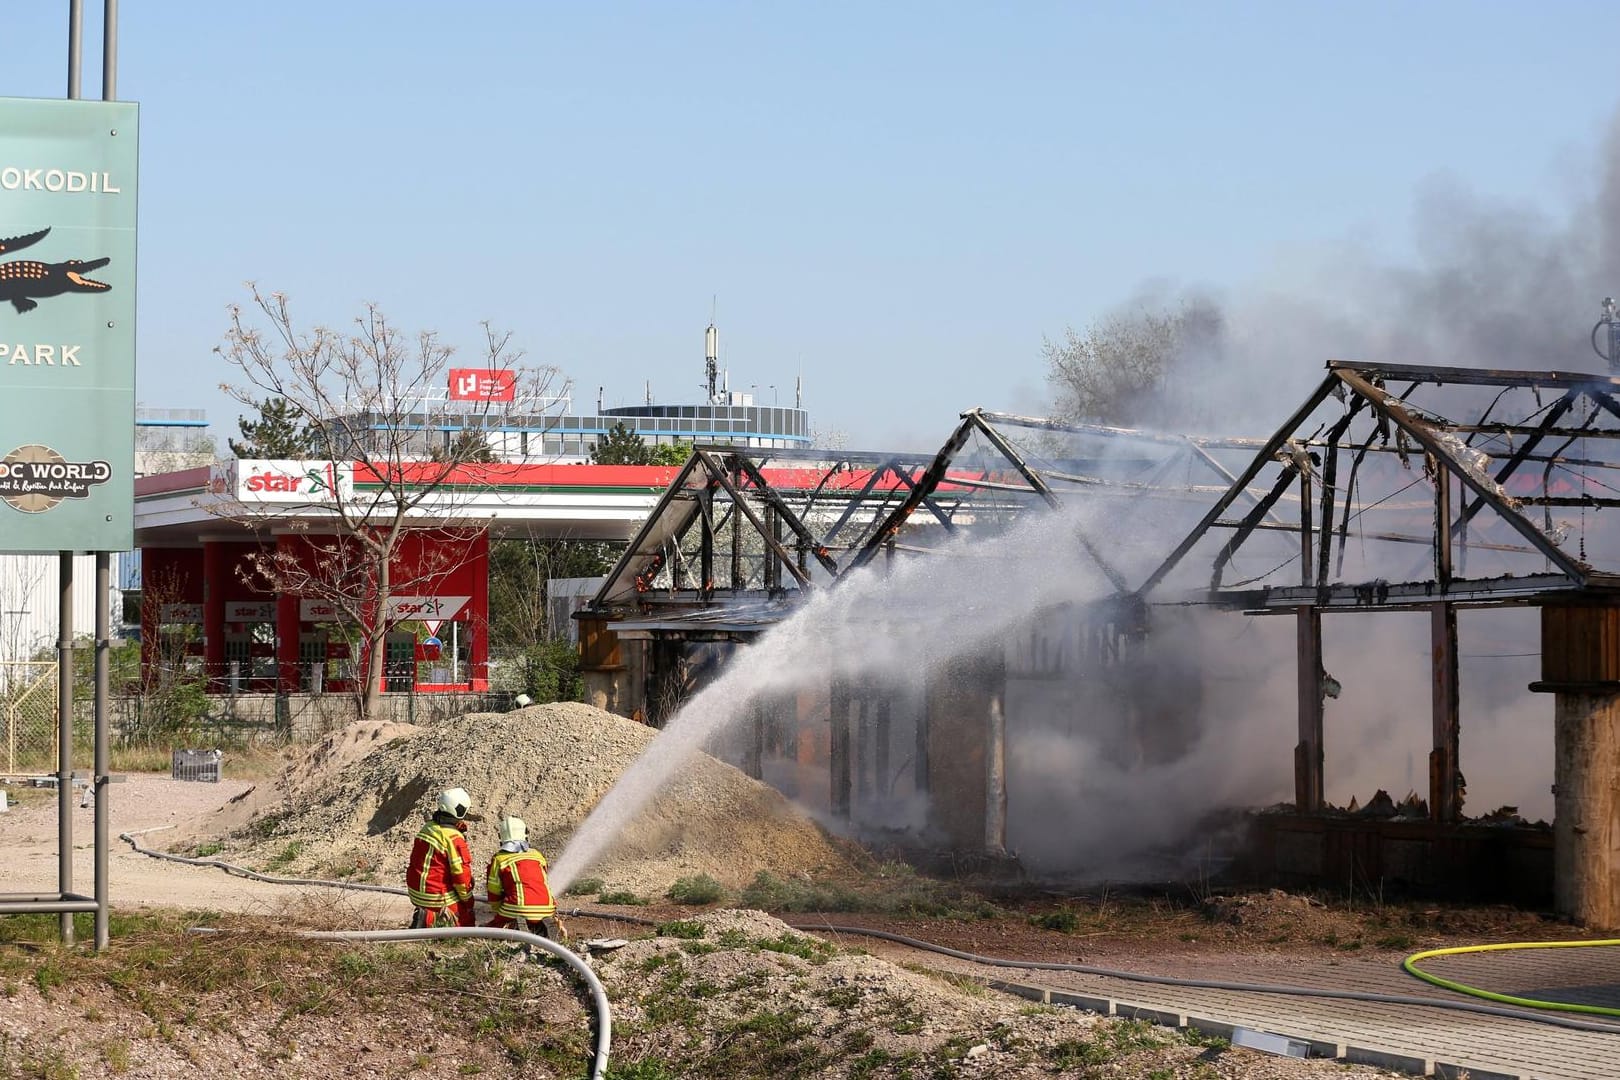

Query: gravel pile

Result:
[214,702,860,896]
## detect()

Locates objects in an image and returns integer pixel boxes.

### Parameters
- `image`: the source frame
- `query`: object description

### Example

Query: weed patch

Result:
[665,874,726,905]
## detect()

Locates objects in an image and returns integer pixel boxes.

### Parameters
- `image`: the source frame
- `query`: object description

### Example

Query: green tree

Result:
[228,397,317,458]
[487,537,616,647]
[648,441,694,466]
[589,424,692,466]
[1043,299,1223,425]
[429,428,498,463]
[486,537,616,704]
[590,423,653,464]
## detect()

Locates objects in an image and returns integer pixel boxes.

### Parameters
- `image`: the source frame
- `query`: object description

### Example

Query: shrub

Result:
[563,877,604,897]
[666,874,725,905]
[1030,910,1079,933]
[656,920,706,940]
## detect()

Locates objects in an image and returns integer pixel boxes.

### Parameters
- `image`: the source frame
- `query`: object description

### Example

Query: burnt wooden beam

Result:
[830,677,852,819]
[1139,373,1340,596]
[1430,602,1461,824]
[1334,368,1590,586]
[591,452,711,607]
[1451,391,1579,541]
[1296,606,1325,813]
[888,467,960,531]
[848,415,979,572]
[1332,360,1620,392]
[731,454,841,577]
[1434,461,1452,591]
[821,462,897,545]
[697,450,813,590]
[697,487,716,601]
[1211,463,1300,591]
[965,410,1129,592]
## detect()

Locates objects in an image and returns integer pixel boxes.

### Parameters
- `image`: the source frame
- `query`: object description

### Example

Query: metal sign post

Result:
[0,0,131,950]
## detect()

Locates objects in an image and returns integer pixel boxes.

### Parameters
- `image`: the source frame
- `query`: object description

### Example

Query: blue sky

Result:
[6,2,1618,448]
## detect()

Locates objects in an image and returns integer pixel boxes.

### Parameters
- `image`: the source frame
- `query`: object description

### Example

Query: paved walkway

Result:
[837,936,1620,1080]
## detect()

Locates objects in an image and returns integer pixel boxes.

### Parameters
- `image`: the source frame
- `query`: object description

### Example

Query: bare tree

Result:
[1043,299,1223,426]
[215,287,558,721]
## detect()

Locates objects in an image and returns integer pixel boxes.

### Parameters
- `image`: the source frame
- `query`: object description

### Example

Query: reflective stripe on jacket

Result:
[406,820,473,908]
[486,849,556,920]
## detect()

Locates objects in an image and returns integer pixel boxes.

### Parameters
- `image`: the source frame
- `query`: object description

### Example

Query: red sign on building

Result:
[448,368,516,402]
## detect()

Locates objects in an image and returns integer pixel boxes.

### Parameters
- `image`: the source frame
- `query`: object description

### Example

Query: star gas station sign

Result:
[0,97,138,553]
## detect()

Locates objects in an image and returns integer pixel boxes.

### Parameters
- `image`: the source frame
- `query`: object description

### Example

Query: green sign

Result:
[0,97,137,553]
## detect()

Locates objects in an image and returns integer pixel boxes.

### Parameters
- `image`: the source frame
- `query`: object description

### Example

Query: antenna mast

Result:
[704,298,720,403]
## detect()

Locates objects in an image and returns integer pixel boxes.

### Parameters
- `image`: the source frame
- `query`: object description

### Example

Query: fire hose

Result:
[122,829,610,1079]
[120,828,1620,1037]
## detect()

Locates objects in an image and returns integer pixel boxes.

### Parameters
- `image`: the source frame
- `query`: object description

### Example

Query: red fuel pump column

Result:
[201,541,229,691]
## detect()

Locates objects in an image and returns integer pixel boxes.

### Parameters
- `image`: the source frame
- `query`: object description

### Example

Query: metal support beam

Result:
[68,0,83,98]
[1429,602,1461,824]
[0,899,101,915]
[1295,606,1324,813]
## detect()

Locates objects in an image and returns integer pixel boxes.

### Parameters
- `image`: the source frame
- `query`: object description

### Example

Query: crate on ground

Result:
[172,748,223,783]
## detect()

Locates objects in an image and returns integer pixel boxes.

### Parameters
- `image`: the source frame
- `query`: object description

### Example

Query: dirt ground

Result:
[0,771,1591,1079]
[3,773,412,923]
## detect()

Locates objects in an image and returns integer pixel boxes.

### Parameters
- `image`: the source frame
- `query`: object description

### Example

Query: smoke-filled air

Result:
[553,110,1620,893]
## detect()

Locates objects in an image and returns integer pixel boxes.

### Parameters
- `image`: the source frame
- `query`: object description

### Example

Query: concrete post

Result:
[1553,691,1620,927]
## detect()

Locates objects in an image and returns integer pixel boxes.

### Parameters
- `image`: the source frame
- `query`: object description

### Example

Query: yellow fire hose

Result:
[1403,939,1620,1018]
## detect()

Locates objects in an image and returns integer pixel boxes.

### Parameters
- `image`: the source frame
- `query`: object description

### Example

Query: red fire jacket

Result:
[406,820,473,909]
[485,849,556,921]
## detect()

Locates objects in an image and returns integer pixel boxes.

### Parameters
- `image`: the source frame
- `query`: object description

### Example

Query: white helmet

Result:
[437,787,472,819]
[498,816,527,844]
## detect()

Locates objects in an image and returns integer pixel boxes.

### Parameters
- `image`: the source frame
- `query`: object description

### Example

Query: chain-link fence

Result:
[1,660,59,774]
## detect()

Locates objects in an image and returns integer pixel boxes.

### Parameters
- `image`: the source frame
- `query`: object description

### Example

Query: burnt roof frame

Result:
[1136,361,1620,610]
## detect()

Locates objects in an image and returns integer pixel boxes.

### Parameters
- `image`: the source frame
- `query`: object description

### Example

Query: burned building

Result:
[578,361,1620,924]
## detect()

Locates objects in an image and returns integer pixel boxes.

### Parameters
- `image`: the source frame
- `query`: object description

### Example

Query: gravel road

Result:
[3,772,411,923]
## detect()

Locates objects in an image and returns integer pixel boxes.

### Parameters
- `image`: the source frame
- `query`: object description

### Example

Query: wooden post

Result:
[830,677,851,819]
[874,693,892,801]
[1429,602,1461,823]
[1295,606,1324,812]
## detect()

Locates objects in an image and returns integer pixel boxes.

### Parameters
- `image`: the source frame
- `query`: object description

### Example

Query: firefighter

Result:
[484,816,564,940]
[406,787,476,928]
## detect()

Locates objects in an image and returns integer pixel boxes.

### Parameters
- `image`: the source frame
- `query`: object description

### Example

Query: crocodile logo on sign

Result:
[0,227,112,314]
[0,444,112,513]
